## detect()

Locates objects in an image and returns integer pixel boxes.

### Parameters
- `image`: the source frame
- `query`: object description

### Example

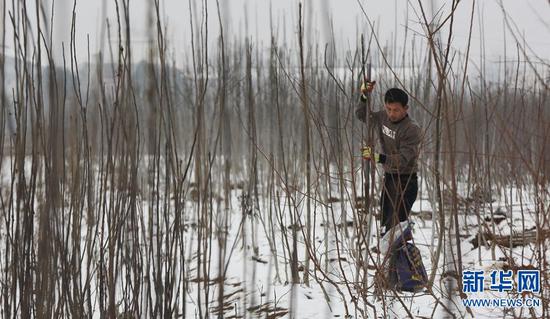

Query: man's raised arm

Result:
[356,81,377,123]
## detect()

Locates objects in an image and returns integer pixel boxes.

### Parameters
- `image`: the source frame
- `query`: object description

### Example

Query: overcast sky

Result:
[2,0,549,71]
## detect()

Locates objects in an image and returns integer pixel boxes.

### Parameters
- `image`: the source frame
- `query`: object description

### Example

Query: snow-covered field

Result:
[0,156,547,318]
[192,173,544,318]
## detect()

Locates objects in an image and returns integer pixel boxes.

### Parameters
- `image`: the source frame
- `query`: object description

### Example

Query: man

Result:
[356,82,421,237]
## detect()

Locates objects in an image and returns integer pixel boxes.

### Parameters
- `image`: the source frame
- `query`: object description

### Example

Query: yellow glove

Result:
[360,80,376,96]
[362,146,380,162]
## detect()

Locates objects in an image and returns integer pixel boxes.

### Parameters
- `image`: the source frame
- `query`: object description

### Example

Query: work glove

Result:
[360,80,376,100]
[361,146,380,162]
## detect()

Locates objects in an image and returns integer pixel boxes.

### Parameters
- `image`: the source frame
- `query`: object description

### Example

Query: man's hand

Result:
[361,146,380,162]
[360,80,376,98]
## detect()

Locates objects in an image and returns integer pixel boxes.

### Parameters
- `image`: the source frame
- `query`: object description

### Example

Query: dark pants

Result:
[380,173,418,236]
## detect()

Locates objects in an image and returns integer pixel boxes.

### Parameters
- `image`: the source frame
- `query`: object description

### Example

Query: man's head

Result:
[384,88,409,123]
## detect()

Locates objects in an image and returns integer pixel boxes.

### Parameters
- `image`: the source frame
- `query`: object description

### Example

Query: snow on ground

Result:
[0,156,545,318]
[177,171,544,318]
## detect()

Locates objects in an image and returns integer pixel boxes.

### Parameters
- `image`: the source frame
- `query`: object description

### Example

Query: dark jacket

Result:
[356,104,421,175]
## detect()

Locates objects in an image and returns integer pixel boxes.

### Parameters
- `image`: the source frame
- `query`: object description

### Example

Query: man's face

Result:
[384,102,408,123]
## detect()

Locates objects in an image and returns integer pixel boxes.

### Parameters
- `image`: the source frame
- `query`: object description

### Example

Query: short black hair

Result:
[384,88,408,107]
